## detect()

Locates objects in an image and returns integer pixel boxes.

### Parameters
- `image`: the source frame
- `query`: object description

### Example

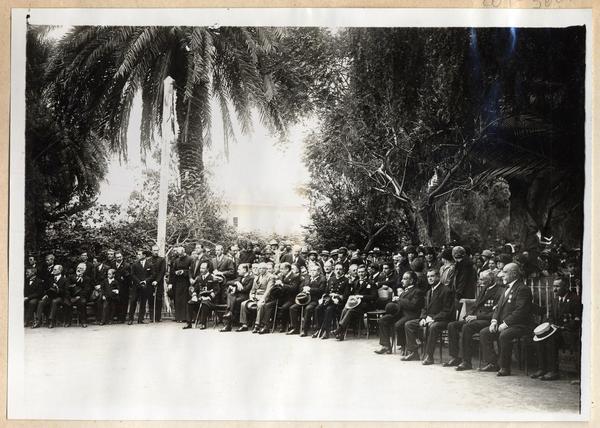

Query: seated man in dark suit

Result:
[263,262,300,334]
[183,261,219,329]
[402,269,454,364]
[314,263,349,339]
[64,263,92,327]
[24,267,46,327]
[220,263,254,332]
[333,265,377,341]
[479,262,534,376]
[445,269,503,371]
[100,268,121,325]
[374,270,424,355]
[531,277,581,381]
[289,264,326,336]
[34,264,67,329]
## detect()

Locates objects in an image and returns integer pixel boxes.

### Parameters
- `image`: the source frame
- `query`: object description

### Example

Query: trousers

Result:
[405,319,448,357]
[479,324,531,370]
[447,319,489,362]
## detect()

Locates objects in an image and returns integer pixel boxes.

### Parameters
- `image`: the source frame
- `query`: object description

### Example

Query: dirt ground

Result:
[19,321,581,421]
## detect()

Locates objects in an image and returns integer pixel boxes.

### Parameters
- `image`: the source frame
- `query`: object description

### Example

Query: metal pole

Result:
[157,77,176,258]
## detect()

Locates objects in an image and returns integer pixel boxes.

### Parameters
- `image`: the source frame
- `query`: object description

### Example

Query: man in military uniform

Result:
[479,263,534,376]
[183,261,219,329]
[445,270,504,371]
[374,270,425,355]
[402,269,454,364]
[314,262,349,339]
[530,277,582,381]
[333,265,377,341]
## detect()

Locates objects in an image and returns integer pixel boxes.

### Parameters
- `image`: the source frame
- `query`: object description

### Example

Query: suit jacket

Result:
[44,274,68,299]
[439,263,456,288]
[396,285,425,319]
[280,254,307,269]
[301,275,327,300]
[492,280,533,326]
[131,259,154,288]
[277,271,302,303]
[211,255,236,281]
[326,275,349,302]
[94,263,111,285]
[228,274,254,299]
[376,272,399,293]
[469,283,504,321]
[102,278,121,301]
[189,256,213,283]
[354,279,378,309]
[24,276,46,299]
[547,291,581,330]
[113,261,131,291]
[65,274,91,302]
[452,259,477,299]
[420,283,454,321]
[251,273,276,300]
[149,255,166,286]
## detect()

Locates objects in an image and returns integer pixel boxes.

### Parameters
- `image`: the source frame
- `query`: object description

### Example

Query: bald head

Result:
[502,262,521,285]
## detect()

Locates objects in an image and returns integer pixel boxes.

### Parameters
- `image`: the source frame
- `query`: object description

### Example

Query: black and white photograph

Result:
[8,7,591,422]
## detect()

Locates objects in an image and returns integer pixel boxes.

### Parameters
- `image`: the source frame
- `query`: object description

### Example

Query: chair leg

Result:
[271,303,278,333]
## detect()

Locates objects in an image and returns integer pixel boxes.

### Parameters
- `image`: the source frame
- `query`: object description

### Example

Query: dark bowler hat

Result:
[247,301,258,310]
[533,322,559,342]
[295,291,311,306]
[384,302,400,316]
[270,284,284,299]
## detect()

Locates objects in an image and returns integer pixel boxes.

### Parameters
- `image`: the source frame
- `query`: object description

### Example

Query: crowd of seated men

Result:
[25,239,582,381]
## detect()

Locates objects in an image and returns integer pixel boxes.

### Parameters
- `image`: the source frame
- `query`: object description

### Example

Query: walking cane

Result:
[153,283,157,323]
[300,305,305,333]
[271,301,278,333]
[194,301,203,328]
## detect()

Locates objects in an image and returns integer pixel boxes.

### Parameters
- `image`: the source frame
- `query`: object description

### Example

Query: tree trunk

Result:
[175,87,205,191]
[363,223,389,252]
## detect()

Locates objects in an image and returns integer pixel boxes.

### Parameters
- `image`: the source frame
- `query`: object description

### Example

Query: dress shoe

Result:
[31,322,40,329]
[321,331,329,339]
[443,357,462,367]
[336,334,345,341]
[81,323,88,328]
[64,322,71,328]
[236,325,248,332]
[222,312,232,319]
[300,332,307,337]
[540,371,560,381]
[138,320,146,324]
[422,356,434,365]
[127,320,133,325]
[258,327,269,334]
[496,368,511,377]
[99,322,106,326]
[220,325,232,332]
[182,324,192,329]
[401,351,420,361]
[374,347,392,355]
[252,326,260,333]
[455,362,472,371]
[312,331,320,338]
[530,369,546,379]
[199,324,207,330]
[287,329,299,335]
[278,327,287,333]
[479,363,499,372]
[48,321,55,329]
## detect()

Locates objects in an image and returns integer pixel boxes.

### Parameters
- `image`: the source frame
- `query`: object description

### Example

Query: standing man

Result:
[452,246,477,300]
[113,251,131,323]
[149,244,166,322]
[446,270,503,371]
[170,246,193,323]
[24,267,46,327]
[281,245,306,270]
[211,244,236,303]
[374,271,425,355]
[479,263,534,376]
[128,250,153,325]
[402,269,454,364]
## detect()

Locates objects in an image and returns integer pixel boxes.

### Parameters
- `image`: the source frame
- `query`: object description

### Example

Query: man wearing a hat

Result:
[318,250,330,267]
[336,247,350,272]
[333,265,377,340]
[327,249,339,267]
[307,250,323,272]
[374,270,425,355]
[289,264,326,336]
[480,249,493,271]
[531,278,581,380]
[445,270,504,371]
[479,263,534,376]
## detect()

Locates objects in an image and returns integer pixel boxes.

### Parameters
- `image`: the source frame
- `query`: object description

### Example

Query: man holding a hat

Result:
[289,264,326,336]
[237,262,275,332]
[446,270,504,371]
[315,262,349,339]
[479,263,534,376]
[531,278,582,381]
[262,262,301,334]
[333,265,377,340]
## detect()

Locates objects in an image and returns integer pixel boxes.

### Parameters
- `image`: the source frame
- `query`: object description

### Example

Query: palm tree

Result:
[46,26,320,190]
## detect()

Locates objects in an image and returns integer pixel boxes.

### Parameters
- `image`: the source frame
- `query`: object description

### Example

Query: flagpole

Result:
[157,77,175,258]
